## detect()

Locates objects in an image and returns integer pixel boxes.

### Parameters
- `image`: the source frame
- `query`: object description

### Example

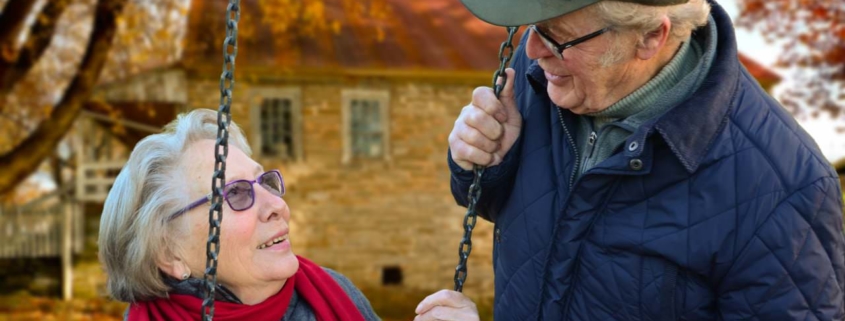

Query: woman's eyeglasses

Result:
[169,170,285,221]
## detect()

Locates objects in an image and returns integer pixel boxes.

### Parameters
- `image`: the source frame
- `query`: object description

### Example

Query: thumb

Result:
[495,68,518,121]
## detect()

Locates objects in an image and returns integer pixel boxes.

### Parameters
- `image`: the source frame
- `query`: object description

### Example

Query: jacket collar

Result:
[526,0,739,173]
[647,0,738,173]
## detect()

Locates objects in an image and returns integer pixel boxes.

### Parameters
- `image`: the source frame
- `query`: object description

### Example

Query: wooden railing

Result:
[76,160,124,202]
[0,190,84,300]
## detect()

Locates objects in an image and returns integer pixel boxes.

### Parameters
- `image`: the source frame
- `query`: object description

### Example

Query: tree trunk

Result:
[0,0,128,196]
[0,0,71,97]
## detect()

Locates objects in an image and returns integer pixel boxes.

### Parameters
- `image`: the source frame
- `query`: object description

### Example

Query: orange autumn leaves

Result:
[737,0,844,117]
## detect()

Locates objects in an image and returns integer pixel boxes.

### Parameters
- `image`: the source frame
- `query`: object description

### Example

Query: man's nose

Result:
[525,29,554,60]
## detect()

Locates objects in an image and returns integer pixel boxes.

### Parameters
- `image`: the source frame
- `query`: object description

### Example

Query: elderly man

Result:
[414,0,845,320]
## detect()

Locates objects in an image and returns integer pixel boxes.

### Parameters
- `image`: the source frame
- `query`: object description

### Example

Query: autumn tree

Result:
[0,0,391,198]
[0,0,189,197]
[737,0,845,118]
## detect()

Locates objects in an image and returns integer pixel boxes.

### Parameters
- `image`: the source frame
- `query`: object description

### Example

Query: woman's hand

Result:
[414,290,480,321]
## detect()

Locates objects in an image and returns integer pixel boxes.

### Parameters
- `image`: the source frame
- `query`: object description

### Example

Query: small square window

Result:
[382,266,403,285]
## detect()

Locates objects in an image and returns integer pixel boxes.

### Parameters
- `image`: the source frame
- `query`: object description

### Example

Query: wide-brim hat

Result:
[460,0,690,26]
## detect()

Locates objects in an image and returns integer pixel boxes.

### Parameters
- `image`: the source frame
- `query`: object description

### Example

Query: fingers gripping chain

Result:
[454,26,519,293]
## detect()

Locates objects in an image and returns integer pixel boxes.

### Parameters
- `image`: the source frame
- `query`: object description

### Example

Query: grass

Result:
[360,286,494,321]
[0,291,126,321]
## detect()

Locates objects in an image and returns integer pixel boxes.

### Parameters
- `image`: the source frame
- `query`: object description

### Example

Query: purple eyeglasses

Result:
[169,170,285,221]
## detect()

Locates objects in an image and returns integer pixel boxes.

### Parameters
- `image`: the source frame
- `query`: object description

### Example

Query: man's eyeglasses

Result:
[530,25,610,60]
[169,170,285,221]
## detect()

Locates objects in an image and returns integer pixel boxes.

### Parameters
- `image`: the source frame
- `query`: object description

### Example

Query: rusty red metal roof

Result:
[737,52,781,83]
[185,0,523,72]
[185,0,781,83]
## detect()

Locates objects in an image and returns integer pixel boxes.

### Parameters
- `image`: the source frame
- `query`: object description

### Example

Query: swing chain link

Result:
[203,1,240,320]
[454,26,519,293]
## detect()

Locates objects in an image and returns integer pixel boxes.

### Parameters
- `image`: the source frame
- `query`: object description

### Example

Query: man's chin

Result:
[547,86,575,110]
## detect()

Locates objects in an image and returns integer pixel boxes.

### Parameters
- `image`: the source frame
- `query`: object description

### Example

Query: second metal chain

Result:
[203,1,240,320]
[454,26,519,293]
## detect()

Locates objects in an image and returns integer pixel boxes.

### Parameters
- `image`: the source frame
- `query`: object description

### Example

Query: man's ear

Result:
[637,15,672,60]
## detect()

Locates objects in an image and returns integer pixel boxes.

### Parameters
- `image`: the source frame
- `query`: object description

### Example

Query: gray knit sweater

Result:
[124,268,381,321]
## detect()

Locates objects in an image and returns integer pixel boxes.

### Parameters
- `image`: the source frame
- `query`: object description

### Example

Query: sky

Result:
[718,0,845,163]
[718,0,782,66]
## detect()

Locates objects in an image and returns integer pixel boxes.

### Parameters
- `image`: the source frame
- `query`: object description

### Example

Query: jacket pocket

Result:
[660,263,679,321]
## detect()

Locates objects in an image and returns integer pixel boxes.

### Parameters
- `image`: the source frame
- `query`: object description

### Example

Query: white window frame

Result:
[249,87,303,161]
[341,89,391,164]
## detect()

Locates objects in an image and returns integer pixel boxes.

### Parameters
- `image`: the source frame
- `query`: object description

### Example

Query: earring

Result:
[182,273,190,280]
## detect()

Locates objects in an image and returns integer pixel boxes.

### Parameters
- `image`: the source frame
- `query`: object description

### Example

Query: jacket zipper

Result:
[556,108,580,191]
[581,129,597,175]
[559,179,623,321]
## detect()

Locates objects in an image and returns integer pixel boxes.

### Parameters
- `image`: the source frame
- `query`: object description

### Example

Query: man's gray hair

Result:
[98,109,251,302]
[594,0,711,65]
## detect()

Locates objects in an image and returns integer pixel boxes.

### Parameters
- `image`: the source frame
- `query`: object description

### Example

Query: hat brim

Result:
[459,0,598,26]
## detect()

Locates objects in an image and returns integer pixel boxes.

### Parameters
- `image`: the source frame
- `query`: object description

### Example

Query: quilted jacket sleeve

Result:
[448,141,521,223]
[717,176,845,320]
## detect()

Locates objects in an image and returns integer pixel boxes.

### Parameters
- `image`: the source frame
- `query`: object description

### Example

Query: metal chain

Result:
[454,26,519,292]
[203,1,239,320]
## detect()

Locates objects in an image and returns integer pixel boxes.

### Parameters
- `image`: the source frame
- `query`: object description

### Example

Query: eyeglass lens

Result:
[225,181,255,211]
[259,171,284,196]
[223,171,285,211]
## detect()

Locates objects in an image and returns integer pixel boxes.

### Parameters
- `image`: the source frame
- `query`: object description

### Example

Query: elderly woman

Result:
[423,0,845,319]
[99,109,379,321]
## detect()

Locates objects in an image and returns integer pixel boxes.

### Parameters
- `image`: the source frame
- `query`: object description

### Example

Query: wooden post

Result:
[61,202,73,301]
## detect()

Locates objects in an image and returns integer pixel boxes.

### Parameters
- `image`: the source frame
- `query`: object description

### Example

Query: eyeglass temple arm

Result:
[565,27,610,49]
[169,194,213,221]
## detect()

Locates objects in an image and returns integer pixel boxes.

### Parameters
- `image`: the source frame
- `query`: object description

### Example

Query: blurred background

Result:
[0,0,840,320]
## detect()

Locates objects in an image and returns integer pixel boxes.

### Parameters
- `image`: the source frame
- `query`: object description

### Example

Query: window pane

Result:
[371,102,380,129]
[349,98,384,158]
[260,97,295,158]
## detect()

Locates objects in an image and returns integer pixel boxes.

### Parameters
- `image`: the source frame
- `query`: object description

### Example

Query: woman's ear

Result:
[636,15,672,60]
[156,249,191,280]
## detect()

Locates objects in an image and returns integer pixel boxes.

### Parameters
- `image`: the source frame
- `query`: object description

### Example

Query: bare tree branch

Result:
[0,0,128,196]
[0,0,71,97]
[0,1,38,61]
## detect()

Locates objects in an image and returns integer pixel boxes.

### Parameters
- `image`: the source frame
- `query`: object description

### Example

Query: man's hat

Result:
[460,0,689,26]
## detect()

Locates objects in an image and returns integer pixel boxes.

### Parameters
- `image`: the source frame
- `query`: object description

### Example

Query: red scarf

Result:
[128,256,366,321]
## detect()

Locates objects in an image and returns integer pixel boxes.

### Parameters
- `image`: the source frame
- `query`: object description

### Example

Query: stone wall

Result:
[186,76,497,299]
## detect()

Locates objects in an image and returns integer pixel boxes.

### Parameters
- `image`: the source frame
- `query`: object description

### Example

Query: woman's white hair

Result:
[98,109,251,302]
[593,0,711,65]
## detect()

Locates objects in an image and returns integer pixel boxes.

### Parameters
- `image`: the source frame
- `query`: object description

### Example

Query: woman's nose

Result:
[525,29,554,60]
[256,186,289,222]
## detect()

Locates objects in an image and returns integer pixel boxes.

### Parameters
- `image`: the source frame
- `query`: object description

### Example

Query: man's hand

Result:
[415,290,480,321]
[448,68,522,170]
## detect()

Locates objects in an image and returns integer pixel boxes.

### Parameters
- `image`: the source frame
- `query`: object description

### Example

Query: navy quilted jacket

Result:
[448,2,845,320]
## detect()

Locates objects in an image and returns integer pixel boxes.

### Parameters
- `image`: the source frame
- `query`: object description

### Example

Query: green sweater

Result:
[574,18,717,179]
